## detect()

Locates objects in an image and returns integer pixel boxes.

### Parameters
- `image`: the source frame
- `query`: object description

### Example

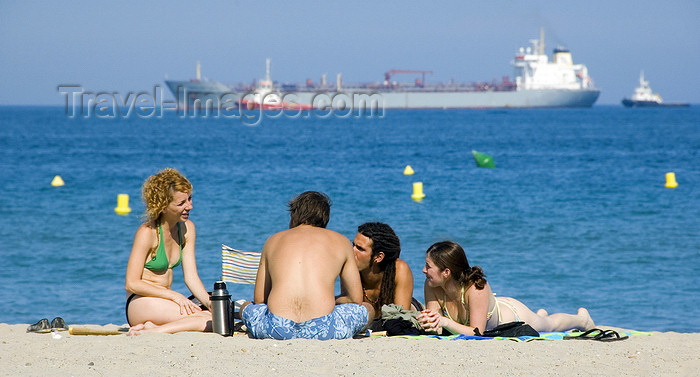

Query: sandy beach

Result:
[1,323,697,376]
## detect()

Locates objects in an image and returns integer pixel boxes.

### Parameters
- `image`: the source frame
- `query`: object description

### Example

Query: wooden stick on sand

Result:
[68,326,124,336]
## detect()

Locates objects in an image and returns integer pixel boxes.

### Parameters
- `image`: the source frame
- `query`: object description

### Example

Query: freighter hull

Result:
[165,81,600,110]
[373,89,600,109]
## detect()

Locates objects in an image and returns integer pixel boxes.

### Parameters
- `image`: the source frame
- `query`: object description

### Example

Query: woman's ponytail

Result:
[467,266,487,290]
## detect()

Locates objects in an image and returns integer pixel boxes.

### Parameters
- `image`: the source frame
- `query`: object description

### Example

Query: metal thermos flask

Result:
[211,281,232,336]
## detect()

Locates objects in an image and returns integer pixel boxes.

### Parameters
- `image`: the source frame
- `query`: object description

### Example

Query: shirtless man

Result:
[352,222,416,321]
[241,191,373,340]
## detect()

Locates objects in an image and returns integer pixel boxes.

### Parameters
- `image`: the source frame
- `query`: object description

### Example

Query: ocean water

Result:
[1,105,698,332]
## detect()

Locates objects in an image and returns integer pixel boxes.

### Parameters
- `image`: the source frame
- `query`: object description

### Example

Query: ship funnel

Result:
[337,73,342,91]
[196,61,201,81]
[553,47,573,65]
[265,58,271,82]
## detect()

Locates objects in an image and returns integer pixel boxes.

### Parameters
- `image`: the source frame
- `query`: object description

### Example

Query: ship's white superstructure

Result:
[628,71,662,103]
[513,30,593,91]
[249,58,282,106]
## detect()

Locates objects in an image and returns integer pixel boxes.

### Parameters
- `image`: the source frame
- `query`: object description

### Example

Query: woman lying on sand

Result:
[125,168,212,335]
[417,241,595,335]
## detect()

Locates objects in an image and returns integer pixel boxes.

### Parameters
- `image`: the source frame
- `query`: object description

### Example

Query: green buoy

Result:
[472,150,495,168]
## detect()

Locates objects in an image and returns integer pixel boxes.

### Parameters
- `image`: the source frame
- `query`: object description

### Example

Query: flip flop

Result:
[596,329,629,342]
[563,328,629,341]
[563,328,605,340]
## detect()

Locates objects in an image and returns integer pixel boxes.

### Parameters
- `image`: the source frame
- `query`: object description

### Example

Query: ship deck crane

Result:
[384,70,433,87]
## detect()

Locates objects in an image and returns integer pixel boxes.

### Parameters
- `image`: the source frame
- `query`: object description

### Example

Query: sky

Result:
[1,0,698,106]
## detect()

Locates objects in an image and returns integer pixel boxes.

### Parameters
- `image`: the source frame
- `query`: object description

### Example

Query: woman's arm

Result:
[464,285,489,334]
[181,220,211,311]
[417,282,445,334]
[392,259,414,310]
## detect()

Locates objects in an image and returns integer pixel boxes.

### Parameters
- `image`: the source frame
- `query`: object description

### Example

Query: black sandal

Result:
[27,318,51,333]
[50,317,69,331]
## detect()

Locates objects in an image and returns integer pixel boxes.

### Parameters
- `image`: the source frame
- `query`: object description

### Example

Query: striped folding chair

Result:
[221,244,261,284]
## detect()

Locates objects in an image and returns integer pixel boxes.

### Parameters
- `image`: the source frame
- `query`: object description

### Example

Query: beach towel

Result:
[375,330,650,342]
[221,245,261,284]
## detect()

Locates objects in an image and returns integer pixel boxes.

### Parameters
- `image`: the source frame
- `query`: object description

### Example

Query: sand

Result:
[1,323,697,376]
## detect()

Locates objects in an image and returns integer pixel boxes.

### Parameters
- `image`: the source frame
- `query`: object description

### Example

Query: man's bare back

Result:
[254,225,364,322]
[242,191,372,340]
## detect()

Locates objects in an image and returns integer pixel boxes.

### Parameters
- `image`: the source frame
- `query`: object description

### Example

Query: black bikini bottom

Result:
[125,294,137,326]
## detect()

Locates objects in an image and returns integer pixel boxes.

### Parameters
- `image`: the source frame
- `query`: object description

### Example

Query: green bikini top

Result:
[144,223,183,271]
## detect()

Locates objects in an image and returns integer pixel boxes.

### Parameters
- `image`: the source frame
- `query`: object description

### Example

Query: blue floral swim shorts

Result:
[241,303,368,340]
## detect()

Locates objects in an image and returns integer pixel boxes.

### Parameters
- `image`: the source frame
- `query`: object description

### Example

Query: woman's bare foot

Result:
[128,321,157,336]
[536,309,549,317]
[578,308,595,330]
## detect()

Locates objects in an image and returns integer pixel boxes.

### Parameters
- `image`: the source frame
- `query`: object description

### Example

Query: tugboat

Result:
[622,71,689,107]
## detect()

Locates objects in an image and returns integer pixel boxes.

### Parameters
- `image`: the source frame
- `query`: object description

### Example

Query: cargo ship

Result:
[165,30,600,110]
[621,71,689,107]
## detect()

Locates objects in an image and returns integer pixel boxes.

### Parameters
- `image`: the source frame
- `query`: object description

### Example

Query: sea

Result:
[1,105,698,333]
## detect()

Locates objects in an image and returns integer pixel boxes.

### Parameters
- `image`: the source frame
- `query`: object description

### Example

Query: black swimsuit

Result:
[125,293,137,325]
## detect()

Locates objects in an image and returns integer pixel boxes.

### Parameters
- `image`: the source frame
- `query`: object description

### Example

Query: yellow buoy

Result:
[665,172,678,189]
[403,165,415,175]
[115,194,132,215]
[51,175,65,187]
[411,182,426,201]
